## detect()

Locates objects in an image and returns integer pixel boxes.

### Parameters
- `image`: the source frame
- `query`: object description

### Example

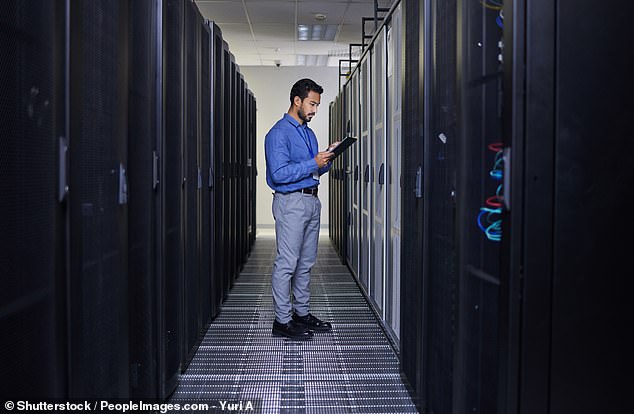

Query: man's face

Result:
[296,91,321,123]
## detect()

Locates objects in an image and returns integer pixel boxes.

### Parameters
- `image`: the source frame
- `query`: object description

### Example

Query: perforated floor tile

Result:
[170,239,418,413]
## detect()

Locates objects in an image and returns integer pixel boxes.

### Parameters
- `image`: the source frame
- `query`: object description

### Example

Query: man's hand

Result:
[315,151,334,168]
[327,141,341,152]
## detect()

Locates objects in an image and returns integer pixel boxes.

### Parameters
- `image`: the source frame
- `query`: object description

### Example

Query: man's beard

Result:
[298,108,314,123]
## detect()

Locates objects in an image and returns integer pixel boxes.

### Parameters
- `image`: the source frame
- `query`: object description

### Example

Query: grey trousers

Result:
[271,191,321,324]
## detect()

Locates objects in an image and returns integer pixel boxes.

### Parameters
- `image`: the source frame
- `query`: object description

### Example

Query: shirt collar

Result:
[283,113,306,130]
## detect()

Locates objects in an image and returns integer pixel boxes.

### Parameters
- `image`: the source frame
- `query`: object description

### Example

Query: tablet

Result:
[328,136,357,158]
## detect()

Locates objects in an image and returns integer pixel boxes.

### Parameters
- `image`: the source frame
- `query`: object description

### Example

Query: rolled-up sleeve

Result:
[265,127,318,185]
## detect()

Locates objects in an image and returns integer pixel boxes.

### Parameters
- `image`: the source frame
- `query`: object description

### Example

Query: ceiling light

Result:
[297,24,338,41]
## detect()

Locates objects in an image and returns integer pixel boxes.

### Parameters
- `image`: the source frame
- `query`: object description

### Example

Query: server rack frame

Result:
[0,0,67,398]
[67,0,131,398]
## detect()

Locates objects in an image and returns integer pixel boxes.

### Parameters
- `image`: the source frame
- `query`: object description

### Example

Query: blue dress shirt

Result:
[265,113,331,193]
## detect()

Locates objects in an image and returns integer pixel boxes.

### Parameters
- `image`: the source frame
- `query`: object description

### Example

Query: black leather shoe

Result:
[292,313,332,332]
[272,319,314,340]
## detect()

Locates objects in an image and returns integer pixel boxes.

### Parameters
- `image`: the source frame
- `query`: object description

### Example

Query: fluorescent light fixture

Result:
[297,24,338,41]
[296,54,329,66]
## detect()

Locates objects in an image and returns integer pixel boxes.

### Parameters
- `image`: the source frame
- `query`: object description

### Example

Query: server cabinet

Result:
[503,1,634,413]
[419,0,460,412]
[350,72,360,278]
[248,90,256,248]
[238,75,246,267]
[221,45,232,295]
[209,22,224,318]
[359,55,372,293]
[399,0,426,403]
[67,0,130,397]
[0,0,66,398]
[160,0,185,391]
[453,0,504,412]
[127,0,183,399]
[229,57,237,286]
[386,3,403,341]
[181,0,202,369]
[371,28,387,316]
[344,81,355,268]
[199,19,212,327]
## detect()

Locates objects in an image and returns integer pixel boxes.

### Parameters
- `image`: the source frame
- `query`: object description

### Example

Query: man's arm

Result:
[265,128,318,184]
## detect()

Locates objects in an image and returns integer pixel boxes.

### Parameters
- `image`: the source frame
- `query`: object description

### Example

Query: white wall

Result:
[240,66,340,233]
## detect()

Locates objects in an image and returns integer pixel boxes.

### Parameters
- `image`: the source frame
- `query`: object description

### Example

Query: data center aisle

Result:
[169,237,418,413]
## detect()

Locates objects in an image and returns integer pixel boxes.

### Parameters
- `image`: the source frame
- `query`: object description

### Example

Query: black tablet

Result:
[328,136,357,158]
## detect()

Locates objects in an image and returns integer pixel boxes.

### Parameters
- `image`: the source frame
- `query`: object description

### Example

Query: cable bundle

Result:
[477,143,503,242]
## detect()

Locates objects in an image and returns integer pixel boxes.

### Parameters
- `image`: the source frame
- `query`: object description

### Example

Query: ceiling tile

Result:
[252,23,295,40]
[245,1,295,24]
[195,1,247,24]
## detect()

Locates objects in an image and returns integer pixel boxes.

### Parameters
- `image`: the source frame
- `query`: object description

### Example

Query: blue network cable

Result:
[477,208,502,242]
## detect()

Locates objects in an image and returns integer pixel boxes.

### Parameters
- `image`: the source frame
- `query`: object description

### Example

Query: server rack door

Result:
[245,91,251,249]
[386,3,403,341]
[127,0,164,399]
[422,0,460,412]
[182,0,202,368]
[221,47,231,294]
[250,95,257,245]
[67,0,130,397]
[0,0,65,398]
[344,82,354,266]
[400,0,425,401]
[238,76,246,267]
[199,20,212,326]
[229,59,237,285]
[212,27,225,312]
[350,72,360,277]
[503,1,634,413]
[454,0,504,412]
[359,55,372,293]
[161,0,185,393]
[372,29,387,316]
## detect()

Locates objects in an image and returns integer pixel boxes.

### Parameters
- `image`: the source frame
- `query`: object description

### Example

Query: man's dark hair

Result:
[290,78,323,104]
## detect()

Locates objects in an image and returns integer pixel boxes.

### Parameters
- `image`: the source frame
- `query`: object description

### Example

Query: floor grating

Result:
[169,238,418,413]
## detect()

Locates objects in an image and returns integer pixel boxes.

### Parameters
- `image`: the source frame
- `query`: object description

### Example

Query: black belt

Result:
[277,187,318,196]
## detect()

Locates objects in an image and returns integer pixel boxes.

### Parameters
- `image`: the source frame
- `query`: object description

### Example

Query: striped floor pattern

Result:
[170,237,418,413]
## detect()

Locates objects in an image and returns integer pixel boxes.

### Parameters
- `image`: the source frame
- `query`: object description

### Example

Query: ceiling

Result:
[194,0,394,67]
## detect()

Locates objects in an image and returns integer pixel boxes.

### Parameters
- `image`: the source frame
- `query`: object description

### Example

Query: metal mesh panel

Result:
[199,22,212,323]
[0,1,61,397]
[162,0,184,384]
[70,0,128,397]
[427,0,458,412]
[183,1,202,365]
[170,240,418,413]
[127,0,158,397]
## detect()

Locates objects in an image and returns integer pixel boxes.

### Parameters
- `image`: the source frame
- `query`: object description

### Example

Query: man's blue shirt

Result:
[265,113,331,192]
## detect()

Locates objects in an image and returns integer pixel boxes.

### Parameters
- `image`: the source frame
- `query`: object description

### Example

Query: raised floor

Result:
[170,237,417,413]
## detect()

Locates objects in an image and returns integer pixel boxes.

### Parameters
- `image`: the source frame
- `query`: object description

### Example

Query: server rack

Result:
[386,2,402,341]
[399,0,425,401]
[67,0,131,397]
[502,1,633,413]
[207,21,222,319]
[181,0,203,369]
[199,17,212,330]
[229,57,237,286]
[0,0,66,398]
[350,72,360,278]
[2,0,255,400]
[160,0,185,395]
[221,44,232,295]
[211,26,225,311]
[371,27,387,316]
[127,0,184,399]
[359,54,372,293]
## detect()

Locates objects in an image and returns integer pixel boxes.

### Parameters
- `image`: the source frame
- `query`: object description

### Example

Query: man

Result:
[264,78,339,340]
